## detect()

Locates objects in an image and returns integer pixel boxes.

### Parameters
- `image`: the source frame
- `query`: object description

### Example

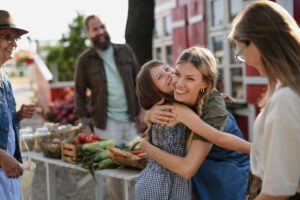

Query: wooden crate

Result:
[61,142,79,163]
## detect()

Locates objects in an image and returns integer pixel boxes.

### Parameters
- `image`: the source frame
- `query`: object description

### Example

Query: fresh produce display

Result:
[107,137,147,169]
[128,136,143,150]
[108,147,147,169]
[82,140,115,152]
[76,140,118,178]
[108,148,146,159]
[128,149,147,158]
[42,87,91,125]
[32,126,146,174]
[72,133,101,145]
[41,137,62,159]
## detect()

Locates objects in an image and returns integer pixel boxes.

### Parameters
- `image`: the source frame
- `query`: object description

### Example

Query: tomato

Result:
[78,133,86,143]
[84,137,94,143]
[73,138,81,145]
[91,133,100,141]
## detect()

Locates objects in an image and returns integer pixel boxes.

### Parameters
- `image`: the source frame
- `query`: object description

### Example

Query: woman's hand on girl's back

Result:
[166,120,179,127]
[220,93,236,103]
[145,100,176,125]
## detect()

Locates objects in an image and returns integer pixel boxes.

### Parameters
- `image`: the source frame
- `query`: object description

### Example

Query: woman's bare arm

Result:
[144,95,235,125]
[141,138,212,179]
[144,101,176,125]
[0,149,23,178]
[172,103,251,154]
[255,193,288,200]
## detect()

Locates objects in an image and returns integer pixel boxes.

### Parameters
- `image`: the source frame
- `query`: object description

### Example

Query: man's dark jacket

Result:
[74,43,141,129]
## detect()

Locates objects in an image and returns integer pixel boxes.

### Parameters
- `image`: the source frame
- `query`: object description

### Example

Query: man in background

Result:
[74,15,145,146]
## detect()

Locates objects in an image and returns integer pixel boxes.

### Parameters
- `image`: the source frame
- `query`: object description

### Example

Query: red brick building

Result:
[153,0,300,140]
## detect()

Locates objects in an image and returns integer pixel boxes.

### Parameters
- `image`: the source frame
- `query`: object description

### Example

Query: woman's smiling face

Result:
[0,29,18,64]
[174,62,207,106]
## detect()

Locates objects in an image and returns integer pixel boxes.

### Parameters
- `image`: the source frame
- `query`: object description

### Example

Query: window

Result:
[208,0,246,102]
[164,15,172,36]
[230,68,244,99]
[153,12,173,65]
[230,42,240,64]
[216,68,224,93]
[166,45,172,65]
[154,18,163,38]
[229,0,243,22]
[155,47,162,60]
[212,35,224,64]
[229,43,245,100]
[211,0,223,27]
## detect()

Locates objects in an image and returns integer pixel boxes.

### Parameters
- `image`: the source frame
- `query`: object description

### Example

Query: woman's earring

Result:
[200,88,205,93]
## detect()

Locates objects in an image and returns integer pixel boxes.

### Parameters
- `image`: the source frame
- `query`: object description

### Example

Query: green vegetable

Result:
[93,150,110,162]
[82,140,115,153]
[95,158,114,170]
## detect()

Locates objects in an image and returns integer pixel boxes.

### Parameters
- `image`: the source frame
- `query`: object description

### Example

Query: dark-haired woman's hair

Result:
[228,0,300,107]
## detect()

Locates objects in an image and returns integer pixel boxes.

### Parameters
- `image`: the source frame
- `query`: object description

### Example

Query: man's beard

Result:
[91,32,111,50]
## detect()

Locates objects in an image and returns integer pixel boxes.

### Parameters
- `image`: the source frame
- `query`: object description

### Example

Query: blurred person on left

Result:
[0,10,35,200]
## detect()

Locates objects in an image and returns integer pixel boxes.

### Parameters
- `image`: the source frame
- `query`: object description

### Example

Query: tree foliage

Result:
[45,12,88,81]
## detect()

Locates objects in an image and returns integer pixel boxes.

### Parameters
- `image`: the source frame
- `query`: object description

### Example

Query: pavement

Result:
[10,76,34,108]
[10,76,45,129]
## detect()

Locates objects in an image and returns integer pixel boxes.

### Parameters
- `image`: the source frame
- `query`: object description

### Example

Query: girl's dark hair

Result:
[136,60,174,110]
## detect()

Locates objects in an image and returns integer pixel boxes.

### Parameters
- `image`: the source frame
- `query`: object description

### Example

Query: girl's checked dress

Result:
[135,123,191,200]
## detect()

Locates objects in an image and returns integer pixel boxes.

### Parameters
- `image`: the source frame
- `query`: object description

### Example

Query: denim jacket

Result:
[0,72,21,163]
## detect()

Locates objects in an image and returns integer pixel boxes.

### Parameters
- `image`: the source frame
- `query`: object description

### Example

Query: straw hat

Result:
[0,10,28,36]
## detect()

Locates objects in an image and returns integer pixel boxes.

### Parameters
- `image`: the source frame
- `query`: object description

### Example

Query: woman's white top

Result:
[251,86,300,196]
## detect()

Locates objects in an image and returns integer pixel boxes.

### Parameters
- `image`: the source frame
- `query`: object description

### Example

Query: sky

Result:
[1,0,128,51]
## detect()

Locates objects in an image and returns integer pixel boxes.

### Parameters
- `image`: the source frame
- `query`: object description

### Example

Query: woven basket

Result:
[50,125,82,140]
[108,147,147,169]
[41,141,61,159]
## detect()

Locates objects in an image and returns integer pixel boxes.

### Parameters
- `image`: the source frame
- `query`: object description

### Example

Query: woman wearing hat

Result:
[0,10,35,200]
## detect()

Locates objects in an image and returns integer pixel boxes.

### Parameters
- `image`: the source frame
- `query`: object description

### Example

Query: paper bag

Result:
[21,157,36,200]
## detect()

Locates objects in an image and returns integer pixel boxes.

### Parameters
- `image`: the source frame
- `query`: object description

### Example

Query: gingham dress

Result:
[135,123,191,200]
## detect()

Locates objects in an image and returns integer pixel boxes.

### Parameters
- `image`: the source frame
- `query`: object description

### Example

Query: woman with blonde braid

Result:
[142,47,250,200]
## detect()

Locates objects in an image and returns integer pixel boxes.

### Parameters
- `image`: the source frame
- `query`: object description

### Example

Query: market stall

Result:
[20,123,145,200]
[23,152,140,200]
